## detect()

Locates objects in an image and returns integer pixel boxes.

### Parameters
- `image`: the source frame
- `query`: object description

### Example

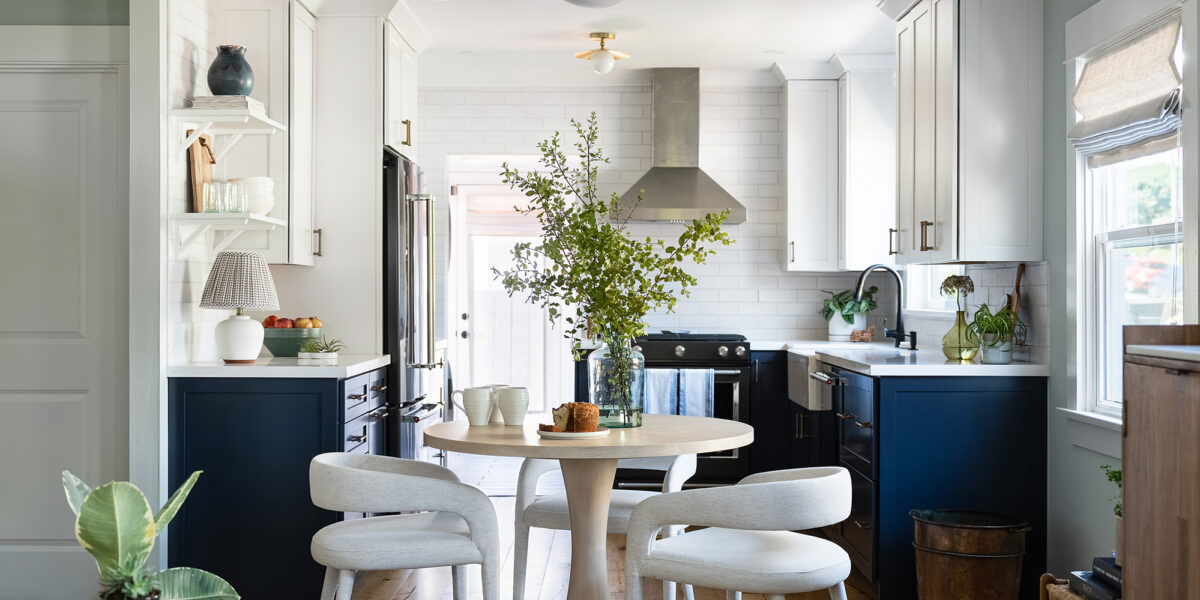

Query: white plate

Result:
[536,426,610,439]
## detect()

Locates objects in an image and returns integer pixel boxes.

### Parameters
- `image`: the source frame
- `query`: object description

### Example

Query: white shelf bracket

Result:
[177,223,213,252]
[212,133,245,162]
[179,121,215,155]
[213,229,248,253]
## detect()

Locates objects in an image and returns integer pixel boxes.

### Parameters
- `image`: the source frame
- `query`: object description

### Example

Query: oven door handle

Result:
[400,404,442,423]
[713,369,744,376]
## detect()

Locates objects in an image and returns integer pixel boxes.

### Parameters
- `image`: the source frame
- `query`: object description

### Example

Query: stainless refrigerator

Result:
[383,147,445,463]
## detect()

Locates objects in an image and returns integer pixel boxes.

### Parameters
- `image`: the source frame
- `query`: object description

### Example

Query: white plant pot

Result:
[828,313,866,341]
[978,334,1014,364]
[298,351,338,366]
[1115,515,1123,566]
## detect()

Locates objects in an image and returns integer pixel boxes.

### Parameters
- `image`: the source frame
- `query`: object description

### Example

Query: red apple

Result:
[275,318,293,328]
[262,315,278,328]
[294,317,312,329]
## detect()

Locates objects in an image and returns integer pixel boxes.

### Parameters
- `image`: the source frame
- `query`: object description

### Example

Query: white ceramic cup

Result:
[451,387,494,427]
[483,384,508,424]
[497,387,530,427]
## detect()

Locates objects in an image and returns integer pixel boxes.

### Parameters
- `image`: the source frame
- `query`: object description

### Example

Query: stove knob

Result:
[674,345,686,358]
[735,346,747,357]
[717,346,729,357]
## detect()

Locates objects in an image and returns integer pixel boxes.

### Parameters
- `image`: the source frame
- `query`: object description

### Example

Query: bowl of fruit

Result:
[261,315,324,357]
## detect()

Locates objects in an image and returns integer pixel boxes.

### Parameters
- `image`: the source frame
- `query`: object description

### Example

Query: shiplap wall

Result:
[166,0,226,364]
[418,84,899,341]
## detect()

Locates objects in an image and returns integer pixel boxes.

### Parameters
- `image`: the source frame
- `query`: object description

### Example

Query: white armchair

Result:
[514,455,698,600]
[309,452,501,600]
[625,466,853,600]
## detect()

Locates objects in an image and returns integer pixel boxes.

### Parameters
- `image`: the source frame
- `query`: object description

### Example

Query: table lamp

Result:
[199,251,280,364]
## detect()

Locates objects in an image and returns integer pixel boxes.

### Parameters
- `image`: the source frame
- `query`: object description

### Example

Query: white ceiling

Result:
[409,0,896,86]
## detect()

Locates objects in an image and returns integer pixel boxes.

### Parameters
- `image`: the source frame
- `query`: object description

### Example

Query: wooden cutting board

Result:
[187,130,215,212]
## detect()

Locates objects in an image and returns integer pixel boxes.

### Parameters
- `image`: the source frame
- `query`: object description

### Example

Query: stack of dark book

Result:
[1070,557,1122,600]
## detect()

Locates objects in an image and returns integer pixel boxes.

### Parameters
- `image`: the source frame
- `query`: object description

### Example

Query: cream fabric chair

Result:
[514,455,698,600]
[625,466,853,600]
[309,452,501,600]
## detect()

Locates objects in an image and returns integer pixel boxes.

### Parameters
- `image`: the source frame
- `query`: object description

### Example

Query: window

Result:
[1071,14,1191,417]
[905,264,964,312]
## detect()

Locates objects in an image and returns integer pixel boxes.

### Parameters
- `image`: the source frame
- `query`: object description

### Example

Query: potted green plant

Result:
[1101,464,1123,566]
[965,304,1027,364]
[939,275,979,360]
[298,336,345,365]
[494,114,731,428]
[819,287,878,341]
[62,470,238,600]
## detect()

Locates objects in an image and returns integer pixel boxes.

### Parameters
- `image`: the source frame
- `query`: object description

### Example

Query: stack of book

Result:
[1070,557,1122,600]
[189,95,265,114]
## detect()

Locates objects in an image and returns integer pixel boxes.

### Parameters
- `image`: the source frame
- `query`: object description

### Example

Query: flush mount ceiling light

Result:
[575,32,629,75]
[564,0,623,6]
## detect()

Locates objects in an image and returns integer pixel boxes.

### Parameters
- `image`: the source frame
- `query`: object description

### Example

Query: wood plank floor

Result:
[350,498,876,600]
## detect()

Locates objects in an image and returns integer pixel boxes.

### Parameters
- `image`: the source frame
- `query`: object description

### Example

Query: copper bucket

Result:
[910,509,1030,600]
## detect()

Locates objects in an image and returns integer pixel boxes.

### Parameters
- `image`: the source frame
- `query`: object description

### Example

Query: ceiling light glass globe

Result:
[591,49,615,74]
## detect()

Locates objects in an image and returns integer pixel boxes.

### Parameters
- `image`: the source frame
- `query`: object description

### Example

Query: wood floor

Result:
[350,497,876,600]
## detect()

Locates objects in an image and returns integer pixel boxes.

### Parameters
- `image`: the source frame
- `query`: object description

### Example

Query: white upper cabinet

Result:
[783,80,840,272]
[289,2,317,265]
[894,0,1043,264]
[783,67,897,272]
[385,21,419,160]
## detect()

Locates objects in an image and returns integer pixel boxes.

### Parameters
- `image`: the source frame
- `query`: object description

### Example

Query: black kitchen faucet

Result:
[854,264,917,350]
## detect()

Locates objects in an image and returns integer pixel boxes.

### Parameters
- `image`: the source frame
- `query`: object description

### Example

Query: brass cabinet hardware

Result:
[855,420,873,429]
[888,228,899,255]
[313,228,323,256]
[402,119,412,146]
[347,434,367,443]
[853,519,871,530]
[348,393,367,400]
[371,384,388,392]
[369,410,389,420]
[919,220,934,251]
[836,412,856,420]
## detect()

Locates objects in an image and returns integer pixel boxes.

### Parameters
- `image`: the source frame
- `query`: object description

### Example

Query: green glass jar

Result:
[942,310,980,360]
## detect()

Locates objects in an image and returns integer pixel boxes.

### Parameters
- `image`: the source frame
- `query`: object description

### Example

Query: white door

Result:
[0,46,129,597]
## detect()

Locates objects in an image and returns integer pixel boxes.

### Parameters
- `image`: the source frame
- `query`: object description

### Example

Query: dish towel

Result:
[679,369,715,417]
[643,369,678,415]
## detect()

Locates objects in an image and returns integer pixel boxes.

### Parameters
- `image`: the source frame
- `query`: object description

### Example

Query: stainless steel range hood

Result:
[618,68,747,223]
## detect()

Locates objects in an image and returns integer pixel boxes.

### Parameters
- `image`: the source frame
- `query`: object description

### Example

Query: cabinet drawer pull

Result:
[888,228,898,255]
[313,228,323,257]
[402,119,412,146]
[920,220,934,251]
[853,519,872,530]
[789,241,795,263]
[371,384,388,392]
[348,393,367,401]
[855,420,873,429]
[836,412,856,420]
[369,410,389,420]
[347,434,367,443]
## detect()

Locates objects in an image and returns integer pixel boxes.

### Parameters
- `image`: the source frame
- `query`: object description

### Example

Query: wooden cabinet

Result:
[211,0,319,265]
[893,0,1042,264]
[167,369,387,597]
[385,21,419,159]
[783,68,896,272]
[1123,326,1200,600]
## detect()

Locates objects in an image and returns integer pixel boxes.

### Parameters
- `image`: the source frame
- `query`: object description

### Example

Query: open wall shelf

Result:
[171,108,287,160]
[171,213,287,254]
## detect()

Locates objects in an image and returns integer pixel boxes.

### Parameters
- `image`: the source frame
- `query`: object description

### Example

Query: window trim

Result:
[1066,0,1200,426]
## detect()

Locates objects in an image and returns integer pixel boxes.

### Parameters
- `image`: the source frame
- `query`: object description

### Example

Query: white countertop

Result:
[1127,344,1200,363]
[753,340,882,353]
[167,354,391,379]
[811,346,1049,377]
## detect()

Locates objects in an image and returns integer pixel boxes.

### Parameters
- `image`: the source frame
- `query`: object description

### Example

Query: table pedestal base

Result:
[559,457,619,600]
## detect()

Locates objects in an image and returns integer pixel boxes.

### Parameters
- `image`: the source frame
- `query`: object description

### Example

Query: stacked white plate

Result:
[228,177,275,215]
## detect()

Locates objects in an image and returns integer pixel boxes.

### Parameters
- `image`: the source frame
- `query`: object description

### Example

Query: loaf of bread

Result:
[550,402,599,432]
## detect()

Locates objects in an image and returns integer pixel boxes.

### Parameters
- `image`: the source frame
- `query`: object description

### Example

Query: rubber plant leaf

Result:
[156,567,240,600]
[154,470,202,533]
[76,481,156,577]
[62,470,92,517]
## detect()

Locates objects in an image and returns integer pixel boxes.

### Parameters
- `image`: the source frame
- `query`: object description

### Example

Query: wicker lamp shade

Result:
[199,251,280,310]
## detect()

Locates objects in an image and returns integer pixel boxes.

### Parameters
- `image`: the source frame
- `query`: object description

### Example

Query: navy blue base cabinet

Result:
[168,370,386,599]
[824,369,1048,600]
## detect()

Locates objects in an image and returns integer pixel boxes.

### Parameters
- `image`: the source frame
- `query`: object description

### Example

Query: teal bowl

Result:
[262,327,323,357]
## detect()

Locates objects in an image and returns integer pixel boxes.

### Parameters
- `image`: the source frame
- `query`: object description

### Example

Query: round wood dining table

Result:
[424,413,754,600]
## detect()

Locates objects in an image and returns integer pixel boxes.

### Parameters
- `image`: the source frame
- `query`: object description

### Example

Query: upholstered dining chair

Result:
[309,452,501,600]
[624,466,853,600]
[514,455,698,600]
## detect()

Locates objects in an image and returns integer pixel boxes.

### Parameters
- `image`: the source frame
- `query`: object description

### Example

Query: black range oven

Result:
[619,332,752,486]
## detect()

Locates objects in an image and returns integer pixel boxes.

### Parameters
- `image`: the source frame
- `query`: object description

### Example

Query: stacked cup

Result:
[228,176,275,216]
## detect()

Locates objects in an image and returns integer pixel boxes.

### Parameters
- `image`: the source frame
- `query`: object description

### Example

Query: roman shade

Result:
[1069,16,1182,165]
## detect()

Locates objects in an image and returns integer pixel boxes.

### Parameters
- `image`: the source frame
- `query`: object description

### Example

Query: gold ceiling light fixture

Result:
[575,32,629,75]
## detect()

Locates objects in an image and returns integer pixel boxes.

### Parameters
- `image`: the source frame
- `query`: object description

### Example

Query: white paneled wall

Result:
[419,84,898,341]
[166,0,227,364]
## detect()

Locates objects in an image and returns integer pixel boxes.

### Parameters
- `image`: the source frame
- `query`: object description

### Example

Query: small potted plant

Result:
[819,287,878,341]
[966,304,1027,364]
[1101,464,1123,566]
[298,336,344,365]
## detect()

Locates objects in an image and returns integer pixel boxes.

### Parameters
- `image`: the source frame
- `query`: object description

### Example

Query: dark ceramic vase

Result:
[207,45,254,96]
